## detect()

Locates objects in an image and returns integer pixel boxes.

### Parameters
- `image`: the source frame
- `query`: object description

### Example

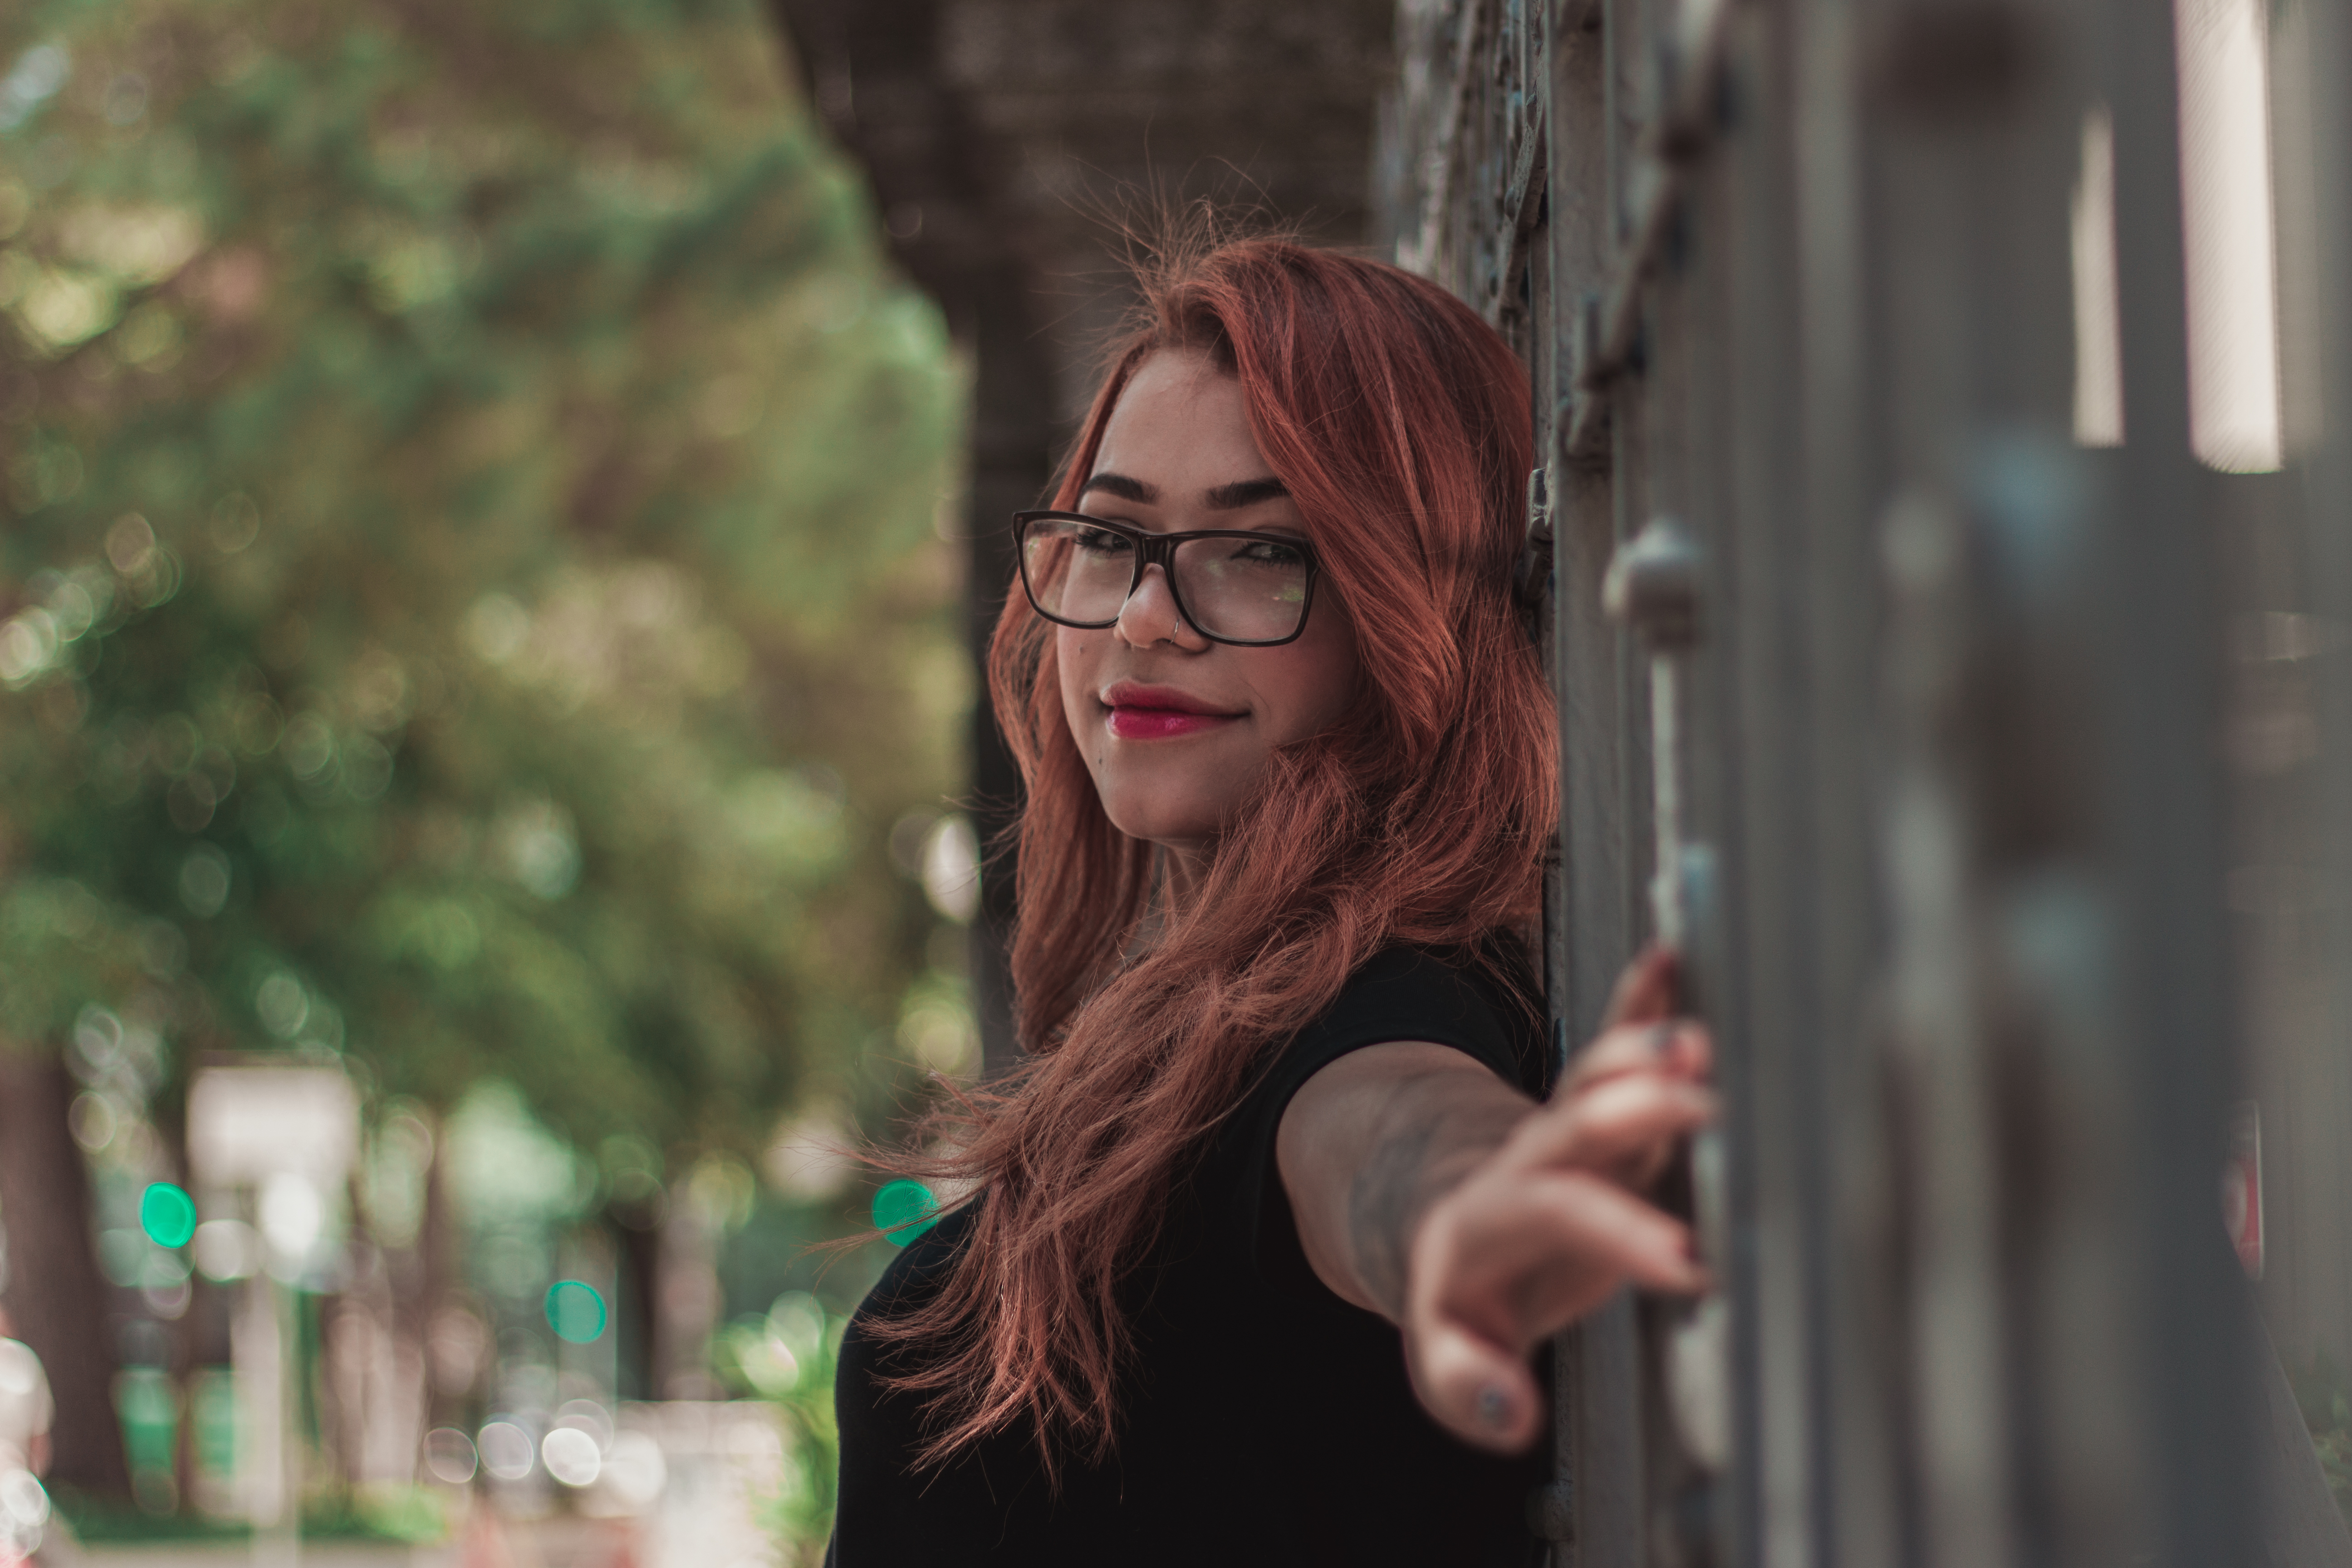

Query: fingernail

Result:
[1648,1020,1677,1057]
[1477,1386,1512,1429]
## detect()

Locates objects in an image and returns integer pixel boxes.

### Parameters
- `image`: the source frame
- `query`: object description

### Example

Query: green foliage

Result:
[714,1289,841,1564]
[49,1485,450,1544]
[2293,1351,2352,1529]
[0,0,971,1165]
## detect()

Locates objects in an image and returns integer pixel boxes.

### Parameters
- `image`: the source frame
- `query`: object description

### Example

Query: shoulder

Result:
[850,1198,978,1328]
[1285,937,1543,1088]
[1226,936,1543,1154]
[1330,938,1539,1013]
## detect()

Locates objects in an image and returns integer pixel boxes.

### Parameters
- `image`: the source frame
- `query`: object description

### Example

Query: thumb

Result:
[1411,1313,1546,1454]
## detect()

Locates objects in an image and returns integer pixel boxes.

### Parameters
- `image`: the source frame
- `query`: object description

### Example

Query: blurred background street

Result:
[0,0,1405,1559]
[0,0,1235,1560]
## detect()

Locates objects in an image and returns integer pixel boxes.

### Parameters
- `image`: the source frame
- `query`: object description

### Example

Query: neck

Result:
[1158,842,1210,909]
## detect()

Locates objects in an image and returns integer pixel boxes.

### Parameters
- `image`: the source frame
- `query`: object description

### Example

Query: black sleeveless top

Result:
[827,944,1552,1567]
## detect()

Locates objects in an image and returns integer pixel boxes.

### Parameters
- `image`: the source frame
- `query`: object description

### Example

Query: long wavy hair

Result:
[870,237,1555,1471]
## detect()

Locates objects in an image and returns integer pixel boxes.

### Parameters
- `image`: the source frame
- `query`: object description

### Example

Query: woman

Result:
[829,238,1713,1565]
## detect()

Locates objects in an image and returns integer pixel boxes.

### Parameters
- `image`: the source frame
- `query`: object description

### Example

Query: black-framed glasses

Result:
[1013,511,1321,647]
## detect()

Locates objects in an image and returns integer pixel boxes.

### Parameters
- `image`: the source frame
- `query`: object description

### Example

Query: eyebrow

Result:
[1080,472,1292,511]
[1080,472,1156,503]
[1205,477,1291,510]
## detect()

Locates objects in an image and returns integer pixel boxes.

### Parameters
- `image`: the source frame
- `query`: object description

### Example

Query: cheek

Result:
[1270,618,1361,738]
[1056,628,1102,748]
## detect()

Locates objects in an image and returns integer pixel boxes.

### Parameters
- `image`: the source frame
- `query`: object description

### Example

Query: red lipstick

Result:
[1101,682,1242,741]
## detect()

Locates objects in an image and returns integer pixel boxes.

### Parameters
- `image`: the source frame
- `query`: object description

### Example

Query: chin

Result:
[1097,788,1224,850]
[1105,808,1220,849]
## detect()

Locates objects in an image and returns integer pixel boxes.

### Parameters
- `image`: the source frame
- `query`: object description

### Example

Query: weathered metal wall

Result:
[1384,0,2352,1563]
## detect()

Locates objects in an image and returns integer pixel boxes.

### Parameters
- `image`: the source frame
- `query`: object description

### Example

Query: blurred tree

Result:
[0,0,970,1494]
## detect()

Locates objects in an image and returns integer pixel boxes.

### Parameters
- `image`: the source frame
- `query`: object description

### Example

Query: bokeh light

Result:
[0,1467,50,1529]
[598,1431,667,1512]
[258,1172,323,1262]
[0,1466,49,1562]
[137,1182,196,1248]
[872,1178,939,1246]
[421,1427,478,1485]
[191,1219,259,1282]
[68,1093,118,1153]
[475,1421,535,1482]
[552,1398,613,1452]
[544,1279,608,1343]
[541,1426,601,1488]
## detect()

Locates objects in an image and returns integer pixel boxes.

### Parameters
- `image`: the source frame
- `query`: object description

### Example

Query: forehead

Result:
[1093,349,1271,482]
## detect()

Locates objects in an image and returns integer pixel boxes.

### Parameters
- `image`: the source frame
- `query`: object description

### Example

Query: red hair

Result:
[871,238,1553,1470]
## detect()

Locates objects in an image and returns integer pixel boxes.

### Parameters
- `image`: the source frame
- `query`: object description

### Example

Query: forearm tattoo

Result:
[1348,1116,1440,1318]
[1344,1075,1525,1318]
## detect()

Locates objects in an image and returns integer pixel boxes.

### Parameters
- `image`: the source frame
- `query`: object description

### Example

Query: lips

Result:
[1101,682,1242,741]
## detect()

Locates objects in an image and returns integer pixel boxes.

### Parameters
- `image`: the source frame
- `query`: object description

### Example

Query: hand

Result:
[1401,947,1715,1452]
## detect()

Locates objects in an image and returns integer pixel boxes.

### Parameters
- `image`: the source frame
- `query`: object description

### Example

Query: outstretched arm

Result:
[1274,948,1713,1452]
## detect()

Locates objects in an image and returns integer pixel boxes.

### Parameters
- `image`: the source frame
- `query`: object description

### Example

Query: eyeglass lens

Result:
[1022,519,1309,642]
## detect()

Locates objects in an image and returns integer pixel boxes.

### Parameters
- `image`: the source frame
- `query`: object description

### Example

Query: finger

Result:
[1411,1311,1546,1452]
[1411,1177,1705,1446]
[1561,1018,1713,1093]
[1491,1171,1710,1307]
[1509,1075,1718,1175]
[1419,1171,1707,1344]
[1598,945,1681,1029]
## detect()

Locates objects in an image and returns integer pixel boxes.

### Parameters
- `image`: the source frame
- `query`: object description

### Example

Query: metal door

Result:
[1381,0,2352,1561]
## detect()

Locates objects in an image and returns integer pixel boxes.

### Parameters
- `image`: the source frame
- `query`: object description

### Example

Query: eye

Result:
[1072,525,1134,556]
[1232,538,1307,566]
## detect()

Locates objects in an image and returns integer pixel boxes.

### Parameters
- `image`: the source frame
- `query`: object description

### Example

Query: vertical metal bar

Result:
[2272,0,2352,1551]
[1867,68,2013,1549]
[1544,0,1649,1562]
[2103,1,2259,1562]
[1597,0,1701,1561]
[1856,5,2165,1568]
[1710,8,1832,1565]
[1783,0,1896,1556]
[1649,657,1685,948]
[1554,0,1634,1050]
[2295,0,2352,1409]
[2264,0,2352,1398]
[1509,4,1578,1557]
[1605,514,1724,1567]
[1668,52,1752,1564]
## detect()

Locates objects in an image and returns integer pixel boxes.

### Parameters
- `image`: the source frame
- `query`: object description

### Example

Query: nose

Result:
[1114,563,1208,649]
